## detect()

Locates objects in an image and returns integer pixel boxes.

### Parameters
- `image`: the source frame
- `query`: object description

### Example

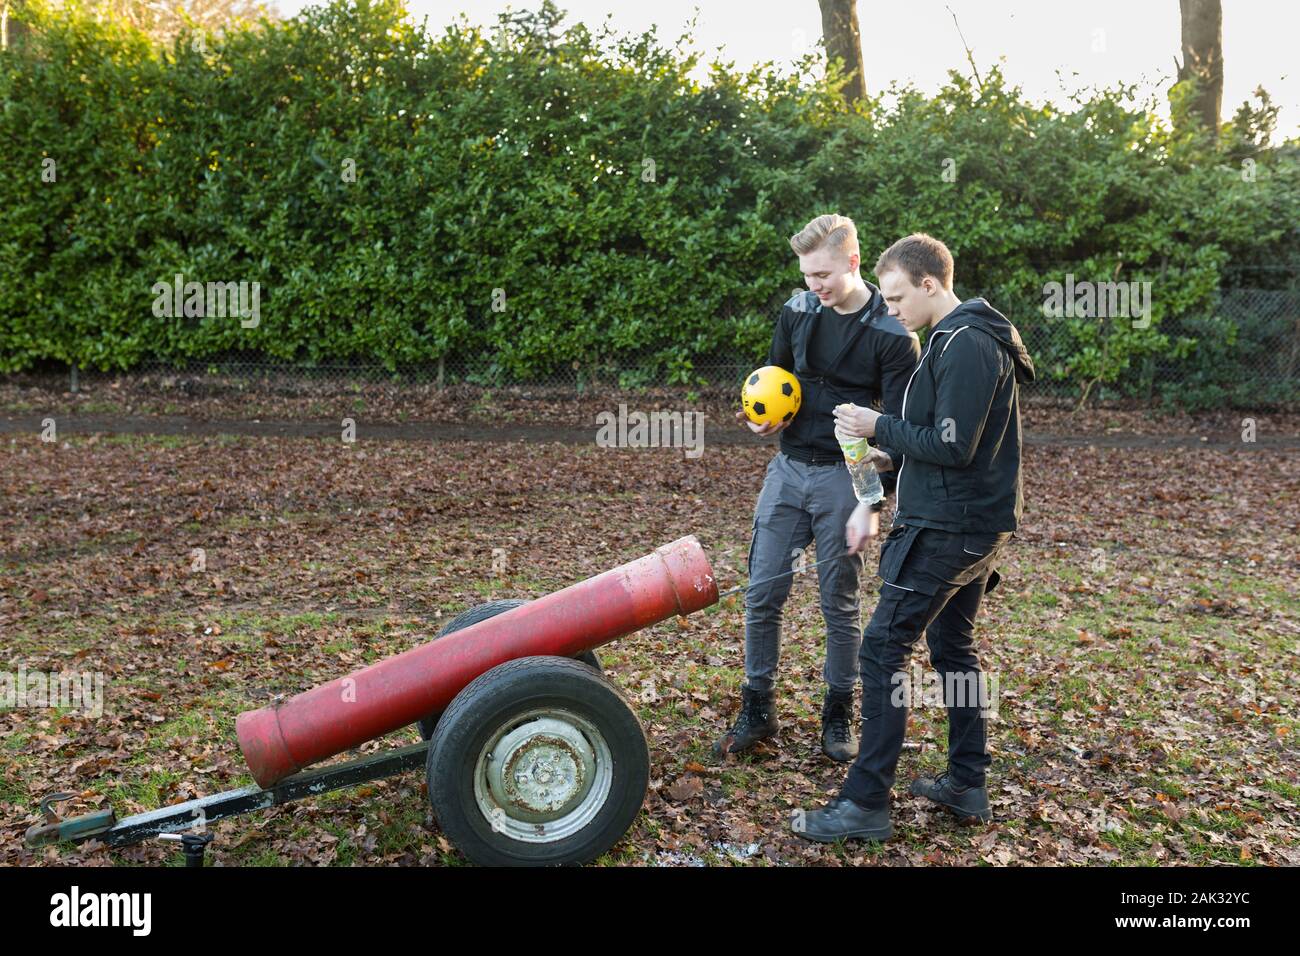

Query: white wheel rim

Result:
[473,707,614,844]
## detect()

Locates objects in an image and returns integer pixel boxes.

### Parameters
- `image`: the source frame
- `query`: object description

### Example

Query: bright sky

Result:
[275,0,1299,136]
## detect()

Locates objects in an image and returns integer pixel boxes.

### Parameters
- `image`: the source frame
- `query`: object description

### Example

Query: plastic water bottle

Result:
[836,425,883,506]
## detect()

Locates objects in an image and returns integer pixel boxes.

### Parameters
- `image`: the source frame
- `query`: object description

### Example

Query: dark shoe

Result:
[712,685,779,757]
[910,771,992,823]
[820,690,858,763]
[791,796,893,843]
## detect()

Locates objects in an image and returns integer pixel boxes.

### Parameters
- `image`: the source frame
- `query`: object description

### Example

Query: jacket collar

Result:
[931,306,970,336]
[819,281,883,323]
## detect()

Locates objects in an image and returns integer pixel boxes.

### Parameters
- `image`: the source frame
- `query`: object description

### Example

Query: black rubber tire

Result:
[414,600,601,740]
[426,656,649,867]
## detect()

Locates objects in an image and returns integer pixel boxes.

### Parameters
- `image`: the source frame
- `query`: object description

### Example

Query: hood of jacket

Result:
[933,298,1036,384]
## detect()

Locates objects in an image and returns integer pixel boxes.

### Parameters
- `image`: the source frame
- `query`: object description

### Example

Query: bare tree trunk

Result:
[3,1,35,50]
[1177,0,1223,133]
[818,0,866,103]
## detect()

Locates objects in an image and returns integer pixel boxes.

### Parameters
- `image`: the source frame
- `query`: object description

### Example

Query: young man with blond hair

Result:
[792,233,1035,842]
[715,214,920,762]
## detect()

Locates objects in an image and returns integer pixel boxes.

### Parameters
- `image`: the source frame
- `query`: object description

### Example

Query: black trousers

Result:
[840,524,1010,809]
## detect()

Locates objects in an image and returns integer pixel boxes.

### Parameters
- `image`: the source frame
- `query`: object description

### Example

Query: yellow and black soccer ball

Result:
[741,365,801,427]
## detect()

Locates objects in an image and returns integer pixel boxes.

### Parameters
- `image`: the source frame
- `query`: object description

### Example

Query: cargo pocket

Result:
[876,524,909,578]
[878,525,936,595]
[746,513,758,578]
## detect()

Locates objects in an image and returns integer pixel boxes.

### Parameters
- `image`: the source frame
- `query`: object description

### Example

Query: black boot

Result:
[820,690,858,763]
[910,770,992,823]
[791,796,893,843]
[713,685,779,757]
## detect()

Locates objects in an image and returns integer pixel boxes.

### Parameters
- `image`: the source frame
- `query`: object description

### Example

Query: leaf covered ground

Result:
[1,415,1297,866]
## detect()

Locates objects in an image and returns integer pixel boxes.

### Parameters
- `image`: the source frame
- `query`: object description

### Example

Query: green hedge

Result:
[2,0,1297,404]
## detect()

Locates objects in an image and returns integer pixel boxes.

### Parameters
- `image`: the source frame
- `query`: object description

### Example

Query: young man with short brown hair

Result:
[793,233,1035,841]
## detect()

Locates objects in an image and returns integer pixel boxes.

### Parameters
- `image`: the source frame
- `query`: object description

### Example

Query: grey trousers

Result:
[744,452,865,696]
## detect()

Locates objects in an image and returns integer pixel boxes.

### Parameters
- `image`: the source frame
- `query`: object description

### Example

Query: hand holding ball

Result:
[741,366,802,428]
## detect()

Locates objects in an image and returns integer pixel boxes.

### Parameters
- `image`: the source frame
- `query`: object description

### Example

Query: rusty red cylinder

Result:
[236,535,718,787]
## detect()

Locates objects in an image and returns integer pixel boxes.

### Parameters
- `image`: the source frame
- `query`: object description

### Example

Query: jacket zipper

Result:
[894,330,951,516]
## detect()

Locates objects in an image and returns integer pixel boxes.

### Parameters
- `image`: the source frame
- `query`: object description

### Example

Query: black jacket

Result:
[768,285,920,493]
[874,299,1036,533]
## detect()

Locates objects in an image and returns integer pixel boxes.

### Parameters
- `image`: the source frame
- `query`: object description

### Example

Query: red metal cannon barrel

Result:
[237,535,718,787]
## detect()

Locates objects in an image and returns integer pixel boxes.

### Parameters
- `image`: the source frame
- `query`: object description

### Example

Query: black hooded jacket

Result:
[768,284,921,494]
[873,299,1036,533]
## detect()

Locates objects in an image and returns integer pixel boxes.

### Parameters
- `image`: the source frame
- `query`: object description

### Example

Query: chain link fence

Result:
[22,270,1300,410]
[990,270,1300,407]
